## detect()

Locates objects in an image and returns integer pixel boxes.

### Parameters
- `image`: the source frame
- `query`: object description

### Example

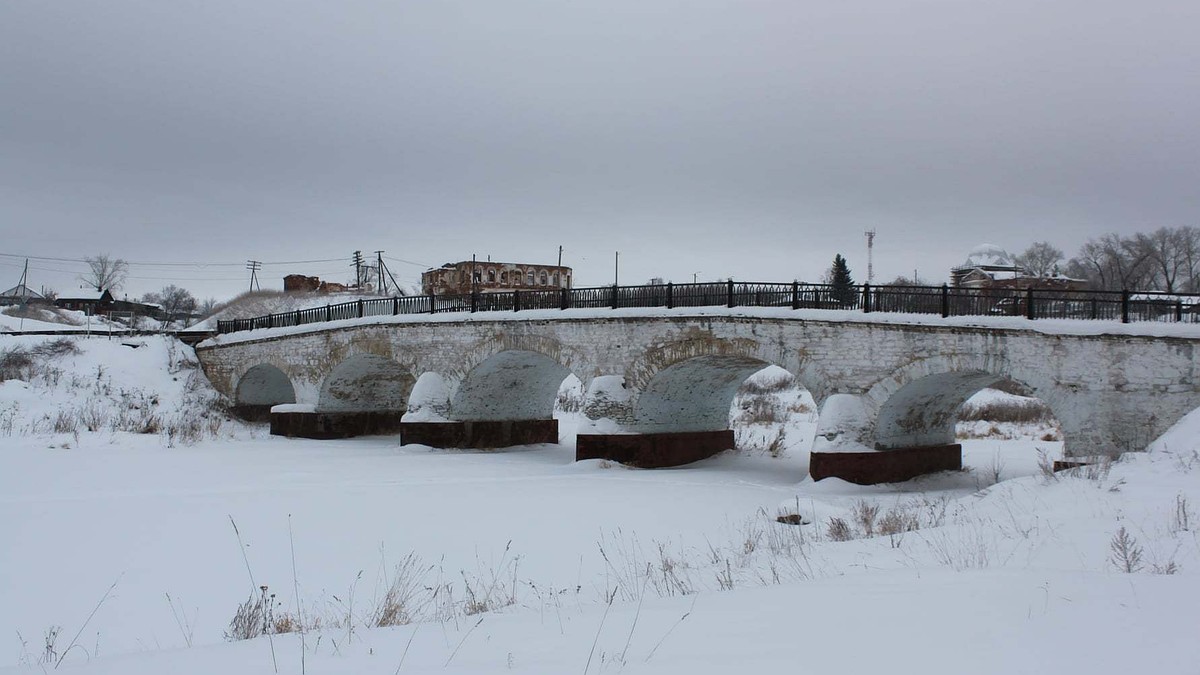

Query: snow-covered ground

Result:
[0,306,131,334]
[1,336,1197,674]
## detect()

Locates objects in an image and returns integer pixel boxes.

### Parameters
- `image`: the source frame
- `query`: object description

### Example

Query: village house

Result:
[0,284,45,306]
[951,244,1086,292]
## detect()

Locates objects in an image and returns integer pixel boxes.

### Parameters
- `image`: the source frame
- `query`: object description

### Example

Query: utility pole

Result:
[13,259,29,298]
[614,251,619,286]
[377,256,404,296]
[375,250,386,295]
[351,250,364,289]
[864,229,876,284]
[557,245,563,268]
[246,260,262,292]
[471,254,477,295]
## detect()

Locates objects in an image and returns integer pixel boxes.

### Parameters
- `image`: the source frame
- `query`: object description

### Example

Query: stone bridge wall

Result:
[196,315,1200,457]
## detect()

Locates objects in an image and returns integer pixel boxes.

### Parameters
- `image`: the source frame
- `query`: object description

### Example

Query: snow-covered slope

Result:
[1,336,1196,674]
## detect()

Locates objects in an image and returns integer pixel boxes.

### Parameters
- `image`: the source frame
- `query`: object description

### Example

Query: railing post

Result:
[1025,288,1035,320]
[470,291,477,313]
[727,279,735,308]
[268,314,274,329]
[792,281,799,310]
[611,284,619,309]
[357,299,364,318]
[862,283,871,313]
[940,284,949,318]
[560,287,569,310]
[294,310,301,326]
[393,297,399,315]
[514,290,521,312]
[666,282,674,309]
[325,304,331,321]
[1121,289,1130,323]
[429,295,436,314]
[1176,300,1183,322]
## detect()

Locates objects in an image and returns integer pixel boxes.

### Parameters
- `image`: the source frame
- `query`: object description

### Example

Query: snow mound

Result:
[0,334,235,443]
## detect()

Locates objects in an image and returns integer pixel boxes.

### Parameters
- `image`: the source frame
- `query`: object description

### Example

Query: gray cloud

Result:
[2,0,1198,297]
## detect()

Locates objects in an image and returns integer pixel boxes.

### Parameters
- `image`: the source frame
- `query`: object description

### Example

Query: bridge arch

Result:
[861,354,1065,450]
[450,349,575,421]
[447,333,585,384]
[317,354,415,413]
[232,363,297,419]
[632,354,781,433]
[625,335,812,393]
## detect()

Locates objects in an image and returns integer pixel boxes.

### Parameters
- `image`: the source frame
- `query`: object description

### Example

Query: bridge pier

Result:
[809,445,962,484]
[576,430,734,468]
[806,393,965,484]
[400,419,558,448]
[270,406,406,439]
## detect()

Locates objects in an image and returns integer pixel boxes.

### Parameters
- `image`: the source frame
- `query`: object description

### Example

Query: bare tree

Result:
[1135,226,1200,293]
[143,285,198,326]
[1014,241,1064,277]
[80,254,128,292]
[1067,234,1152,291]
[197,297,221,317]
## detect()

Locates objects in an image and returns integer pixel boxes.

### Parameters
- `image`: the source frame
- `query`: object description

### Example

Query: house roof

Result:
[57,289,113,302]
[962,243,1015,268]
[0,284,43,299]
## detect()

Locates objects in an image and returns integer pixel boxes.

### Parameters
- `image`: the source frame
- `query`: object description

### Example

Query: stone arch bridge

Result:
[195,313,1200,483]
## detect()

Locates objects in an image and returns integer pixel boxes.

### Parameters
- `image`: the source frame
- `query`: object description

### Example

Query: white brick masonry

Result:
[196,315,1200,457]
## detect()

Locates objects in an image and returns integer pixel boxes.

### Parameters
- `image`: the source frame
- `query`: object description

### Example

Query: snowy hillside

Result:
[0,305,129,333]
[193,290,391,330]
[1,336,1197,674]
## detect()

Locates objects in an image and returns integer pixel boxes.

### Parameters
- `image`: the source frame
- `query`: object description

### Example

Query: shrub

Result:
[0,347,34,381]
[1108,527,1144,573]
[826,517,853,542]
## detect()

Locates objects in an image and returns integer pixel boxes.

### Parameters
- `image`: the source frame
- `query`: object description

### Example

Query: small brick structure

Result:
[270,410,406,439]
[400,420,559,448]
[809,444,962,485]
[576,430,734,468]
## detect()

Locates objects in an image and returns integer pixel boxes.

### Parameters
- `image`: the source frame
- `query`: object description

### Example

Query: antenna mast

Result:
[864,229,876,284]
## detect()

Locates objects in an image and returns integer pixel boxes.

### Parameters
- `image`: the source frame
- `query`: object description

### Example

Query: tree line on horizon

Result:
[834,225,1200,295]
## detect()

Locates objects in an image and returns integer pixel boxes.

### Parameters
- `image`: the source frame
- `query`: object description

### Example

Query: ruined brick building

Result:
[421,261,573,296]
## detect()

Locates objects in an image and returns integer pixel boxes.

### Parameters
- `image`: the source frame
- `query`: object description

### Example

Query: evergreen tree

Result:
[828,254,856,306]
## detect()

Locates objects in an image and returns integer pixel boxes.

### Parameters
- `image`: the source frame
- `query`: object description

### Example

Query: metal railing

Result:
[215,282,1200,335]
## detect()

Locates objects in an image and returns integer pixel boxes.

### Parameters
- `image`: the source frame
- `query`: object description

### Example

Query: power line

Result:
[0,252,348,268]
[383,255,433,268]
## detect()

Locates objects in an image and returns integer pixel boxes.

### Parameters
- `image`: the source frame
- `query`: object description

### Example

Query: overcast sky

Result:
[3,0,1198,301]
